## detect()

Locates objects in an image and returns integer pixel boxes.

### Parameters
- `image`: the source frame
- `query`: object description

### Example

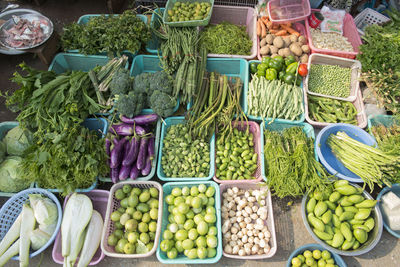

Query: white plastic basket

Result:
[354,8,390,36]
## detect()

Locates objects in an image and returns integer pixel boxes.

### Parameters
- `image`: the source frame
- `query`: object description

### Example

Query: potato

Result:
[260,38,267,47]
[281,48,292,58]
[260,46,270,56]
[289,43,303,56]
[273,36,284,49]
[301,44,310,54]
[289,34,298,43]
[270,46,279,54]
[295,56,300,62]
[278,48,285,57]
[300,54,309,64]
[298,35,307,45]
[283,36,291,47]
[271,53,279,58]
[265,34,274,45]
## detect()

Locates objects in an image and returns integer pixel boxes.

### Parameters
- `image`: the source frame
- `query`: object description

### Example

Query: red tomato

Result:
[298,64,308,77]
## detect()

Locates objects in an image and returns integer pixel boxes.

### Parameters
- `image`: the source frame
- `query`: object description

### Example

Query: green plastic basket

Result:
[156,181,222,264]
[260,120,316,181]
[368,114,399,132]
[157,117,215,181]
[99,113,161,182]
[0,121,35,197]
[146,8,165,54]
[244,60,305,123]
[163,0,214,27]
[130,55,180,114]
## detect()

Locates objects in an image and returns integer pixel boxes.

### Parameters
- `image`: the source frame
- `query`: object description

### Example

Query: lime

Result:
[115,221,124,229]
[114,229,124,239]
[146,242,154,252]
[125,219,138,232]
[321,250,331,260]
[132,187,142,195]
[128,194,139,207]
[139,232,150,244]
[149,231,155,241]
[132,210,142,221]
[107,234,118,246]
[136,240,149,254]
[111,211,121,222]
[115,189,125,200]
[317,259,326,267]
[142,213,151,223]
[303,250,313,258]
[313,250,322,260]
[292,257,302,267]
[120,197,129,208]
[305,257,315,266]
[125,207,134,215]
[139,191,151,203]
[123,242,135,254]
[122,184,132,194]
[127,232,139,243]
[150,208,158,220]
[116,239,128,253]
[149,187,159,198]
[182,239,194,250]
[138,222,148,233]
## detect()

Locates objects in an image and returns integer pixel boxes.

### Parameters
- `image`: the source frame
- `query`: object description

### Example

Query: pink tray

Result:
[268,0,311,23]
[304,88,367,128]
[305,10,362,59]
[213,121,262,184]
[257,22,308,61]
[220,183,277,259]
[52,190,109,265]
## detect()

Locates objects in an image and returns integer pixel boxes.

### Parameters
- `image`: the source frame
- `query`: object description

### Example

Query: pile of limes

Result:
[160,184,218,259]
[166,1,212,22]
[291,249,339,267]
[107,185,159,254]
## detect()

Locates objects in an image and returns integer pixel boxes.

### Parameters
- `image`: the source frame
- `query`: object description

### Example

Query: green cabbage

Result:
[4,126,33,156]
[0,156,30,193]
[30,229,51,250]
[29,194,58,226]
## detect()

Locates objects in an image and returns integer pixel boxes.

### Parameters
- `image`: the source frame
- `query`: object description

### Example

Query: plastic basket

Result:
[68,14,147,58]
[244,60,305,123]
[0,122,35,197]
[146,8,165,54]
[205,5,257,59]
[129,55,180,114]
[163,0,214,27]
[260,120,316,181]
[220,182,277,259]
[286,244,347,267]
[257,22,308,61]
[0,188,62,260]
[304,53,361,102]
[157,116,216,181]
[100,181,163,258]
[99,115,161,182]
[52,190,109,265]
[368,114,399,132]
[305,11,362,59]
[213,121,263,184]
[267,0,311,23]
[376,184,400,239]
[35,117,108,192]
[49,53,111,74]
[309,0,323,8]
[156,181,222,264]
[354,8,390,35]
[305,89,367,129]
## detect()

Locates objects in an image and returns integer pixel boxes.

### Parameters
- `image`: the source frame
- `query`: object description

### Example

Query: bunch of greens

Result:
[61,10,150,55]
[357,9,400,113]
[200,22,252,55]
[371,117,400,157]
[263,127,331,198]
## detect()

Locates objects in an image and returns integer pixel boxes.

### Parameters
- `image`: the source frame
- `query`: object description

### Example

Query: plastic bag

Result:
[256,0,269,17]
[320,5,346,35]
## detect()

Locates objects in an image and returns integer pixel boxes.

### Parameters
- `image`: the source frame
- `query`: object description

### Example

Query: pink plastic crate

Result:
[267,0,311,23]
[305,10,362,59]
[257,22,308,61]
[213,121,263,184]
[220,183,277,259]
[52,190,109,265]
[304,89,367,128]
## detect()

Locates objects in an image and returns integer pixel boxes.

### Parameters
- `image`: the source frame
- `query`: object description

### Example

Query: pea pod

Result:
[348,194,365,204]
[340,222,353,241]
[339,211,355,221]
[364,217,375,231]
[329,191,341,203]
[336,185,358,195]
[332,232,345,248]
[354,228,368,244]
[314,201,328,217]
[355,199,377,208]
[307,198,317,214]
[313,229,333,241]
[342,237,356,250]
[354,208,372,220]
[322,210,332,224]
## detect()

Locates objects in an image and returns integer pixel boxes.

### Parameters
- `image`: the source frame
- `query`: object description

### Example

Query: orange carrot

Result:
[275,30,288,36]
[257,19,262,37]
[269,29,278,34]
[260,19,267,38]
[280,24,300,36]
[266,21,273,29]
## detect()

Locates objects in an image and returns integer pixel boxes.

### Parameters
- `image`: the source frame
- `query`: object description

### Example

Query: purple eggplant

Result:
[141,155,152,176]
[111,167,119,183]
[119,165,132,181]
[110,137,128,168]
[112,137,119,145]
[147,136,155,160]
[136,137,149,170]
[130,165,140,180]
[111,123,147,136]
[105,137,111,157]
[120,114,158,125]
[122,136,140,167]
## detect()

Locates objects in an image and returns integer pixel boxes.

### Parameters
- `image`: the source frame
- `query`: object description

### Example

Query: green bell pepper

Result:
[286,62,299,74]
[285,55,296,66]
[279,70,286,80]
[268,59,283,71]
[273,55,284,65]
[250,62,258,74]
[265,68,278,81]
[295,74,302,86]
[257,63,268,72]
[283,73,295,84]
[257,69,266,77]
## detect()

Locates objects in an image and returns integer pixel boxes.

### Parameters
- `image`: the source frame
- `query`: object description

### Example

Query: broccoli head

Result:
[114,91,145,118]
[148,71,174,96]
[149,90,177,118]
[110,68,132,96]
[133,72,151,95]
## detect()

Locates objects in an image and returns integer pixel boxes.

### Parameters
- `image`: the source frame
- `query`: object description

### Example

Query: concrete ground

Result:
[0,1,399,266]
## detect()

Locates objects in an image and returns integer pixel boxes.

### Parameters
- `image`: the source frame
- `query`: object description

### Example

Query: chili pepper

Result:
[268,59,283,71]
[265,68,278,80]
[286,62,299,74]
[283,73,295,84]
[250,62,258,74]
[285,55,296,66]
[261,56,271,66]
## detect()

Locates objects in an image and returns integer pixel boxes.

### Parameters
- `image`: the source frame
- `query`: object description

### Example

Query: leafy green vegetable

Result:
[0,156,30,193]
[4,126,33,156]
[114,91,145,118]
[200,22,252,55]
[110,68,132,96]
[133,71,174,106]
[61,10,151,55]
[149,90,177,118]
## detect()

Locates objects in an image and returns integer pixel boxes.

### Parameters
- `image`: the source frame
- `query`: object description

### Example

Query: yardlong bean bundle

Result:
[371,119,400,156]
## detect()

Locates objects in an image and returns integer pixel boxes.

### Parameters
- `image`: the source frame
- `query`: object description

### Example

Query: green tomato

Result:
[305,257,315,266]
[167,247,178,259]
[182,186,190,196]
[175,229,188,241]
[178,203,190,214]
[142,213,151,223]
[123,242,135,254]
[197,247,207,259]
[122,184,132,194]
[182,239,194,250]
[204,213,216,224]
[168,214,175,224]
[174,213,186,225]
[149,221,157,232]
[198,193,208,206]
[198,184,207,193]
[206,235,217,248]
[138,222,148,233]
[125,207,134,215]
[127,232,139,243]
[165,194,175,205]
[303,250,313,258]
[175,240,184,253]
[171,187,182,196]
[321,250,331,260]
[193,214,204,225]
[128,194,139,208]
[208,226,217,236]
[136,203,149,213]
[174,196,185,206]
[207,197,215,206]
[111,211,121,222]
[140,232,150,244]
[197,221,209,235]
[191,197,202,209]
[184,219,195,230]
[163,229,173,240]
[116,239,128,253]
[132,210,142,221]
[149,231,156,241]
[146,242,154,251]
[185,196,194,206]
[149,187,159,198]
[292,257,302,267]
[191,186,199,196]
[160,239,173,252]
[188,228,199,240]
[168,223,179,233]
[115,189,125,200]
[196,236,207,248]
[150,208,158,220]
[107,234,118,246]
[313,250,322,260]
[125,219,138,232]
[120,197,129,208]
[187,248,198,259]
[207,247,217,258]
[206,206,216,214]
[186,210,195,219]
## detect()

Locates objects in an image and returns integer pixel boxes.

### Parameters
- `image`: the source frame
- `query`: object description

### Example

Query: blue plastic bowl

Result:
[377,184,400,238]
[316,123,376,183]
[286,244,347,267]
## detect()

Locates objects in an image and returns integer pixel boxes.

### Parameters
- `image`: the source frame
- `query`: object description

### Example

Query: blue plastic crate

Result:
[35,117,108,192]
[49,53,112,74]
[157,116,215,181]
[130,55,180,114]
[286,243,347,267]
[368,114,399,131]
[156,181,222,264]
[146,8,165,54]
[0,122,35,197]
[245,60,305,123]
[260,120,316,181]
